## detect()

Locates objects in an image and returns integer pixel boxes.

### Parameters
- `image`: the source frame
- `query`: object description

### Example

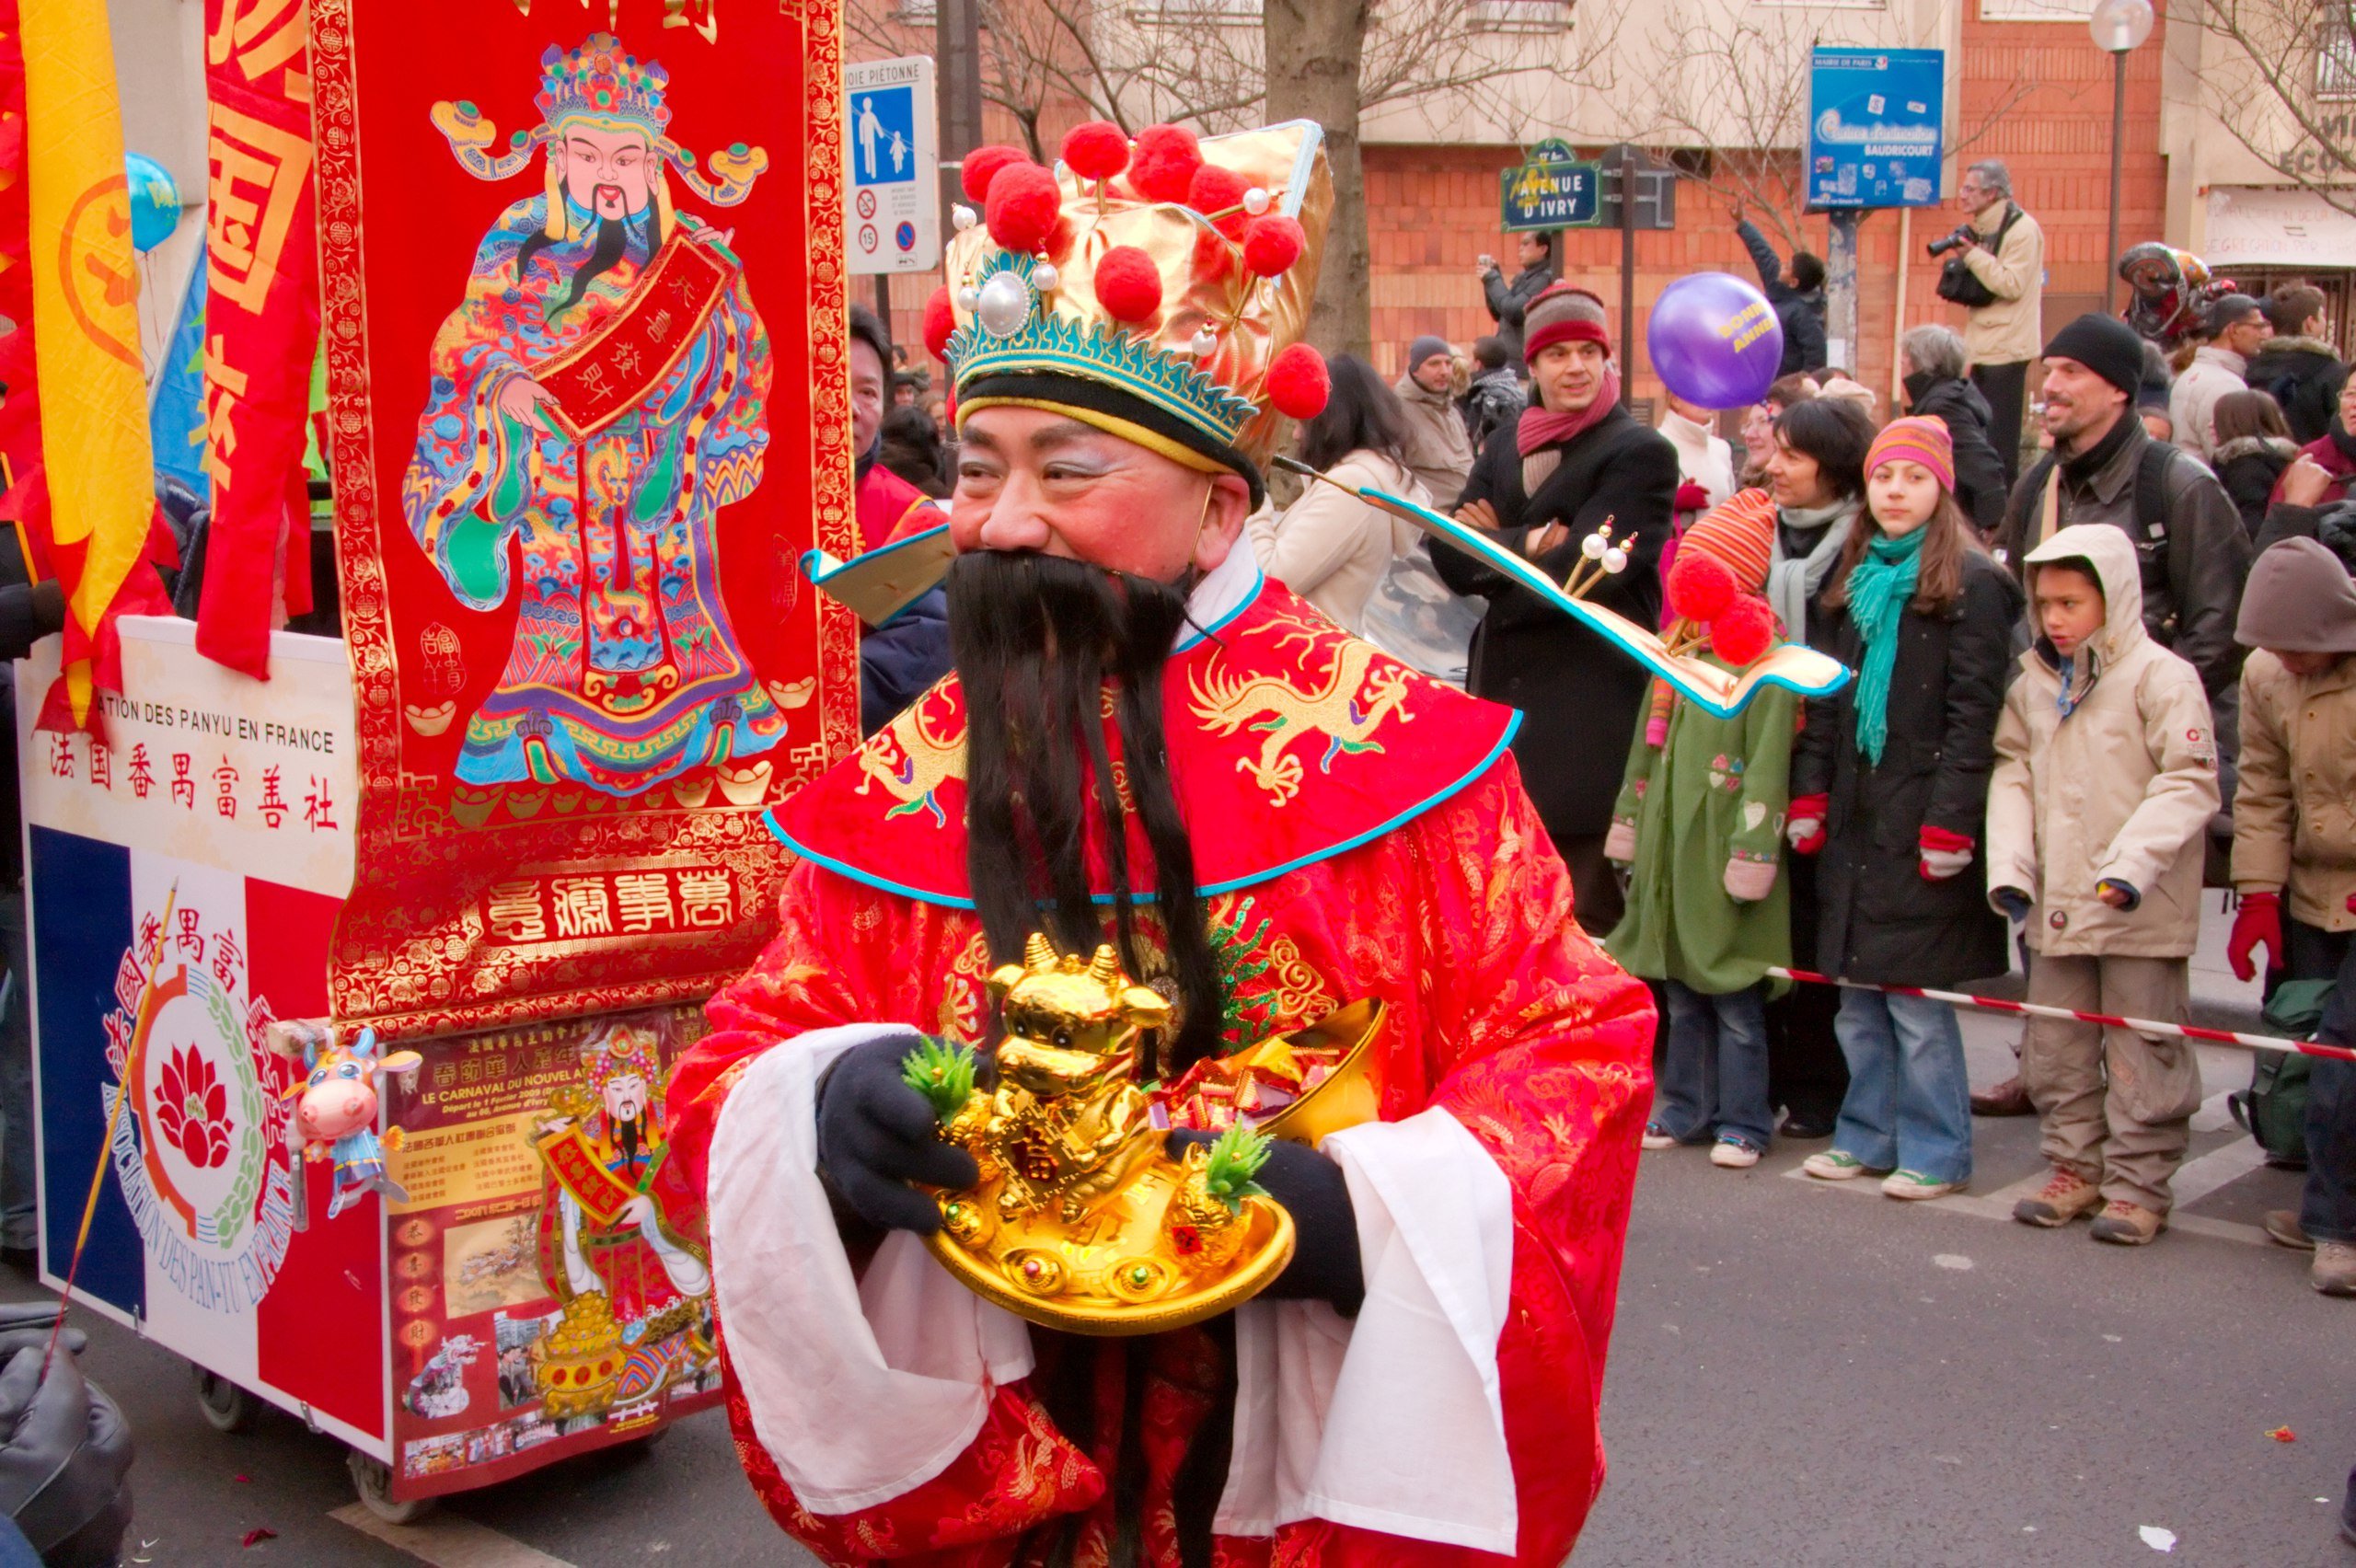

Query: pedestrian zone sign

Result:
[1500,138,1600,232]
[846,56,940,274]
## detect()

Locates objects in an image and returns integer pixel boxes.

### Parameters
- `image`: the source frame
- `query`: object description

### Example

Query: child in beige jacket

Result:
[1987,523,2221,1246]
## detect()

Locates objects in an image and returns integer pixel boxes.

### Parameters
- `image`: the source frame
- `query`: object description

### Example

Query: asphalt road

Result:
[13,897,2349,1566]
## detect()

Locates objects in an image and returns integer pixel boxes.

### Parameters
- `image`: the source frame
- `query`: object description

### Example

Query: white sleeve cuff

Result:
[1215,1105,1519,1556]
[707,1024,1034,1515]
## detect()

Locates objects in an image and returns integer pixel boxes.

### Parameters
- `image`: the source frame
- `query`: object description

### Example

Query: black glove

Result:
[815,1034,980,1235]
[1168,1131,1363,1317]
[1992,885,2032,920]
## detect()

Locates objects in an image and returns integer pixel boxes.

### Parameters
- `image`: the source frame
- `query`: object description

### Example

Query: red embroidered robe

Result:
[661,577,1652,1567]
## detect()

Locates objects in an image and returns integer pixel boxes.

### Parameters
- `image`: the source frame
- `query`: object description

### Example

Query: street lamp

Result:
[2091,0,2155,313]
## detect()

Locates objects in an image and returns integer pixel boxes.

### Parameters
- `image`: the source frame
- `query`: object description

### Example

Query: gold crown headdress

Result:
[428,33,769,241]
[922,121,1334,502]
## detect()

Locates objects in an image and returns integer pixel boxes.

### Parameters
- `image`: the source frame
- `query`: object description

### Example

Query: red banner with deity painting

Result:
[195,0,323,677]
[310,0,859,1041]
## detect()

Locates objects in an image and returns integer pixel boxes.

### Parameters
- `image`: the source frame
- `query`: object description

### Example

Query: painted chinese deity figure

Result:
[405,34,781,799]
[528,1020,712,1417]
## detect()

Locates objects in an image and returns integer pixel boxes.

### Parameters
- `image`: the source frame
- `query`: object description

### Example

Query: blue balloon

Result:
[1646,271,1784,409]
[125,152,180,254]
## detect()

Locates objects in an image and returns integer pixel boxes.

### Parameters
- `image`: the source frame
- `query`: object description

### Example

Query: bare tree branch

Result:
[2185,0,2356,216]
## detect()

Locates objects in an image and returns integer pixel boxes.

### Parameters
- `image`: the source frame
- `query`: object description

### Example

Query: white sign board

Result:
[846,55,941,275]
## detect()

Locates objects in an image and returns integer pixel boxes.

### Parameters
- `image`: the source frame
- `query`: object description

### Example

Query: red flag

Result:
[0,1,40,525]
[195,0,320,679]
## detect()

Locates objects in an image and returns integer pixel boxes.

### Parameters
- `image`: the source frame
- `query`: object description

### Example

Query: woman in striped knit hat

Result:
[1786,415,2021,1200]
[1605,495,1798,1168]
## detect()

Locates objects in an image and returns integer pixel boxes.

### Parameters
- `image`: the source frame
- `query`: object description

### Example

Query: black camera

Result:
[1925,226,1977,258]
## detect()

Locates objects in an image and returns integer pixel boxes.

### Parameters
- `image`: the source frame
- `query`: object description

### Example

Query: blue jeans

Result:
[1657,980,1773,1149]
[2300,926,2356,1243]
[1831,988,1974,1184]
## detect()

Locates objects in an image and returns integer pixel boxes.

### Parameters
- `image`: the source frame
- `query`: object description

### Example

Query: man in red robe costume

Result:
[662,119,1652,1567]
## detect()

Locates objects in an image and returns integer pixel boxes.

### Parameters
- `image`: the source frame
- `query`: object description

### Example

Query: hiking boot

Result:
[2013,1167,2103,1228]
[2314,1241,2356,1297]
[2264,1209,2316,1251]
[2089,1201,2165,1245]
[1709,1136,1761,1169]
[1802,1150,1888,1182]
[1969,1076,2034,1116]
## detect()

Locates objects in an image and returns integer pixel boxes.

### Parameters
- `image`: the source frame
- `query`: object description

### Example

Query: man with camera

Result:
[1934,160,2045,490]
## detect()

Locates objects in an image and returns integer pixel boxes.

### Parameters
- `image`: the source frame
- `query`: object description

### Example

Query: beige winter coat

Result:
[1392,373,1476,508]
[1249,450,1427,635]
[1960,199,2046,367]
[2233,650,2356,931]
[1988,524,2222,957]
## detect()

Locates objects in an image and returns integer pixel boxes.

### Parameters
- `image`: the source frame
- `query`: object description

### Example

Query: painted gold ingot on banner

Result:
[920,939,1385,1335]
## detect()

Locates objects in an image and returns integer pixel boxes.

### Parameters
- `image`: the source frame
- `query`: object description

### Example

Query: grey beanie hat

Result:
[2235,536,2356,653]
[1407,334,1452,371]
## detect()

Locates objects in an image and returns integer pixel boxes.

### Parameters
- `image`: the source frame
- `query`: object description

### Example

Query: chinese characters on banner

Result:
[197,0,321,676]
[309,1,858,1042]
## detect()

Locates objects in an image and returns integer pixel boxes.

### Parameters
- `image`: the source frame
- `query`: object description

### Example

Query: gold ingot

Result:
[1254,998,1383,1148]
[920,937,1298,1336]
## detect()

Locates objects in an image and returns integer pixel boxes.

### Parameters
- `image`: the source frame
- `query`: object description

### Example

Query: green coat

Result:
[1603,666,1798,996]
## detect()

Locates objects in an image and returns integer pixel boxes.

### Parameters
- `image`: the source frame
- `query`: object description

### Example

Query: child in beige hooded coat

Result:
[1988,522,2222,1245]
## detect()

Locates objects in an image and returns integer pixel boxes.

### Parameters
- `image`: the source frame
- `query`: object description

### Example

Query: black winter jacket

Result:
[1738,220,1828,378]
[1481,260,1559,373]
[1791,552,2019,986]
[2211,434,2298,542]
[2244,338,2349,446]
[1903,372,2010,536]
[1431,404,1679,840]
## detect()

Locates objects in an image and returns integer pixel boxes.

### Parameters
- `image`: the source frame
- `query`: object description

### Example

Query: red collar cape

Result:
[768,576,1520,907]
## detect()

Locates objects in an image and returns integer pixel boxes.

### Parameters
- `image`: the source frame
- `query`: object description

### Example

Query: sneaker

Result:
[1640,1124,1679,1151]
[2314,1241,2356,1297]
[1709,1137,1761,1169]
[1881,1170,1964,1201]
[2089,1201,2165,1245]
[1802,1150,1887,1182]
[2013,1167,2103,1228]
[2264,1209,2316,1251]
[1969,1076,2035,1117]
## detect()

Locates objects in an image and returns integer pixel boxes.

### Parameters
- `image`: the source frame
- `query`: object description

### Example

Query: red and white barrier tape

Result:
[1764,967,2356,1065]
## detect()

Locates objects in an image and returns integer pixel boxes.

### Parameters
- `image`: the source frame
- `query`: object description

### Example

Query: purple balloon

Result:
[1646,271,1784,409]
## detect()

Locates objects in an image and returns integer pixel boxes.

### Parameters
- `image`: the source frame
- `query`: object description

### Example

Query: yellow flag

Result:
[22,0,153,721]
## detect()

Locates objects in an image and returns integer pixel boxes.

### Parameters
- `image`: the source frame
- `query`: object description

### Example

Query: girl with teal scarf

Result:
[1784,417,2019,1204]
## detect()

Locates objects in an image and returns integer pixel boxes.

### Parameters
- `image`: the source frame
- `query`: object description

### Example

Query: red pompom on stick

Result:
[985,162,1063,255]
[1061,121,1130,182]
[960,144,1028,203]
[1093,246,1163,324]
[1266,343,1330,420]
[1666,549,1738,624]
[922,286,957,360]
[1707,594,1777,668]
[1130,124,1204,203]
[1242,215,1306,278]
[1186,165,1252,238]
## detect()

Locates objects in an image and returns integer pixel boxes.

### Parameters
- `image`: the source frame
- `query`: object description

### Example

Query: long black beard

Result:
[516,206,658,317]
[947,550,1225,1076]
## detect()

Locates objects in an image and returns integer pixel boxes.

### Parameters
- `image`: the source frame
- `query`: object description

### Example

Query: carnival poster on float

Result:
[17,619,387,1454]
[311,0,857,1043]
[376,1007,720,1496]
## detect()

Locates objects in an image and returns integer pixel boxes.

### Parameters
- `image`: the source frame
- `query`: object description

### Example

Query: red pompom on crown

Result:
[961,144,1028,203]
[1061,121,1129,182]
[1190,225,1232,283]
[1242,215,1305,278]
[1666,549,1738,624]
[1266,343,1329,420]
[1186,165,1251,239]
[1130,124,1203,204]
[1093,246,1163,324]
[985,162,1063,254]
[921,286,956,361]
[1708,594,1776,668]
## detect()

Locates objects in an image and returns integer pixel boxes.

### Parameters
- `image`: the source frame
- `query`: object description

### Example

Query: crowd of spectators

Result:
[1243,228,2356,1298]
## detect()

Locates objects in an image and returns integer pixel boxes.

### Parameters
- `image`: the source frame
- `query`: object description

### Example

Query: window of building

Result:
[894,0,938,21]
[1470,0,1574,32]
[2319,19,2356,100]
[1131,0,1259,20]
[1978,0,2095,21]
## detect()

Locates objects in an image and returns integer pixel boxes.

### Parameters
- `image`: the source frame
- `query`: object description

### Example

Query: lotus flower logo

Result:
[156,1043,234,1170]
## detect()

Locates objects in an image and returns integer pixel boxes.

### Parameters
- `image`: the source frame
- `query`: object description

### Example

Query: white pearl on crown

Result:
[952,204,978,232]
[1190,326,1218,356]
[976,270,1033,338]
[1029,260,1060,292]
[1242,187,1271,215]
